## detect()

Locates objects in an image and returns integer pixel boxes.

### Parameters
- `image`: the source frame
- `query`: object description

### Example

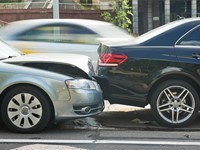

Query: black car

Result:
[97,18,200,127]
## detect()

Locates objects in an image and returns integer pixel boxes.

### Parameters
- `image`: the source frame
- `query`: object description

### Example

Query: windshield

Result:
[0,39,21,59]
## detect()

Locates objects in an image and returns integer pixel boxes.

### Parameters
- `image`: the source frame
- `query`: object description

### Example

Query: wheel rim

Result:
[157,85,195,124]
[7,93,42,129]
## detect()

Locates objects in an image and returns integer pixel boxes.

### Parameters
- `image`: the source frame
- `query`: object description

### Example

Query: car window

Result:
[179,26,200,46]
[15,26,54,42]
[59,24,99,44]
[15,24,99,44]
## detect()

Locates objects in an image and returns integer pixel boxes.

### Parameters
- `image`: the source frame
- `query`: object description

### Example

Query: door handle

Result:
[192,53,200,59]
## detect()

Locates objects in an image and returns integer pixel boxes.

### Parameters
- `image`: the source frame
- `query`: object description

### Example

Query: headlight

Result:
[66,79,96,90]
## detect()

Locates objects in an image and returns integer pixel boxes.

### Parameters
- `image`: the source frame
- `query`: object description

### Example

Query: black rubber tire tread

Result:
[150,79,199,127]
[1,85,51,133]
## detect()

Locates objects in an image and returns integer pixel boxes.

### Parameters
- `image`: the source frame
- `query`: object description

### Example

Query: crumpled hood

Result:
[2,53,94,77]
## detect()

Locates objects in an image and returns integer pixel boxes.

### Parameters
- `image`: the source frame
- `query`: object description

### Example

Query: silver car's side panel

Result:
[0,73,70,101]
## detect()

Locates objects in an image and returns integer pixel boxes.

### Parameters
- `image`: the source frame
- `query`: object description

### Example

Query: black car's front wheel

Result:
[1,85,51,133]
[150,80,199,127]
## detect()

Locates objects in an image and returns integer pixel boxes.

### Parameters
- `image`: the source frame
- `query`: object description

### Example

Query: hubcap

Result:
[21,106,30,115]
[7,93,42,129]
[157,85,195,124]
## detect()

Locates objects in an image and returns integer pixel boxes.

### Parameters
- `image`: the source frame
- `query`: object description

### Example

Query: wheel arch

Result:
[0,83,55,122]
[147,73,200,104]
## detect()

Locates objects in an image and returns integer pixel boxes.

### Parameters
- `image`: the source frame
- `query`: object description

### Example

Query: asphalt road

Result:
[0,143,199,150]
[60,101,200,132]
[0,129,200,150]
[0,101,200,149]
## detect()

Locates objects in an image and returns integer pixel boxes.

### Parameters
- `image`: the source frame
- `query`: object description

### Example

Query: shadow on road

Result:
[96,108,200,131]
[0,103,200,133]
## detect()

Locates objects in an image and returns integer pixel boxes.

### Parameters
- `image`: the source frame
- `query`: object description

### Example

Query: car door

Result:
[174,25,200,66]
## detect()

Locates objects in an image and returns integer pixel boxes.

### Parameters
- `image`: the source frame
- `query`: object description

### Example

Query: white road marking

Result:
[11,144,84,150]
[0,139,200,146]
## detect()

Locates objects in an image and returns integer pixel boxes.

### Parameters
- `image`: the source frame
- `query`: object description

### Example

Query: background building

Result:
[133,0,200,34]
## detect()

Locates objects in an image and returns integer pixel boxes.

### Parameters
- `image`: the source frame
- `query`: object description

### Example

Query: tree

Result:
[101,0,132,32]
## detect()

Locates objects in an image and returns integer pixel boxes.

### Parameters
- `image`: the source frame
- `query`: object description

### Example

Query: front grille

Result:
[73,104,103,115]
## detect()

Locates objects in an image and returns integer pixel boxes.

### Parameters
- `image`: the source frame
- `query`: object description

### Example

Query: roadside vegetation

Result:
[101,0,132,33]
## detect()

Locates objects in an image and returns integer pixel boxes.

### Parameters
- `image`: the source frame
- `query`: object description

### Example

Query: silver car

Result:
[0,41,104,133]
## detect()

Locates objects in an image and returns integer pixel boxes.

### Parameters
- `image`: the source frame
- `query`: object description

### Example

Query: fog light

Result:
[81,106,91,113]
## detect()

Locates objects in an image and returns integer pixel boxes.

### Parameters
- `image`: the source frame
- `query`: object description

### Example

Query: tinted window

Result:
[62,25,96,35]
[179,26,200,46]
[16,25,55,42]
[16,24,98,44]
[59,24,98,44]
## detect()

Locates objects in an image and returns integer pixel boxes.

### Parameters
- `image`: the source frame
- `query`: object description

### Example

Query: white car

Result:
[0,19,135,67]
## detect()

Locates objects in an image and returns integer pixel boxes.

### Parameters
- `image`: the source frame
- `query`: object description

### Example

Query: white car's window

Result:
[16,24,99,44]
[16,26,55,42]
[59,25,99,44]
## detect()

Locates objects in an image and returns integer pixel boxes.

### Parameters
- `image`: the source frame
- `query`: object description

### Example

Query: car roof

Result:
[0,18,134,40]
[135,18,200,45]
[102,18,200,47]
[0,19,112,37]
[10,19,111,26]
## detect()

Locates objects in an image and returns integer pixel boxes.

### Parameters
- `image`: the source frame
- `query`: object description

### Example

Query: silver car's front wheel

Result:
[7,93,42,129]
[1,86,51,133]
[151,80,199,127]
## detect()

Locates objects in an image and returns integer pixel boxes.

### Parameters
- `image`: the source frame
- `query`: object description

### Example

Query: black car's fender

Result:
[147,66,200,104]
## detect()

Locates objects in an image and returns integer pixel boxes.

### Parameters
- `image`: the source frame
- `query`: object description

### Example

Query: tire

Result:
[1,85,51,133]
[150,80,199,127]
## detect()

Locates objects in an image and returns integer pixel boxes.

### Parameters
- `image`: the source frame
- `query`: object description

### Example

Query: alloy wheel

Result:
[151,80,199,127]
[157,85,195,124]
